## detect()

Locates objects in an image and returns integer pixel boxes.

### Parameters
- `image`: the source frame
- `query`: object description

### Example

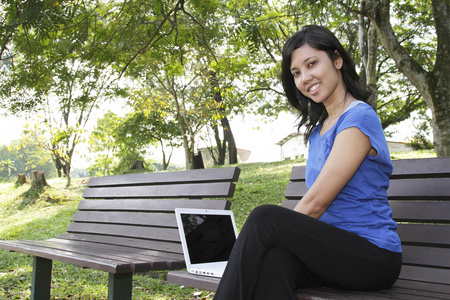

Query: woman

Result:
[213,25,402,300]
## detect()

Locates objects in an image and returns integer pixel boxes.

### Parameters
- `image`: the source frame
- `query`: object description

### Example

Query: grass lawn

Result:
[0,150,435,299]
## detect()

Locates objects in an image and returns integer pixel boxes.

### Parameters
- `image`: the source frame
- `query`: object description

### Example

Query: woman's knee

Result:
[248,204,284,221]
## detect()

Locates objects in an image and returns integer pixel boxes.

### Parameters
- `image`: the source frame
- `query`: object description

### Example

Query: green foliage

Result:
[87,110,168,175]
[1,0,446,160]
[87,111,122,176]
[407,112,434,150]
[0,140,56,180]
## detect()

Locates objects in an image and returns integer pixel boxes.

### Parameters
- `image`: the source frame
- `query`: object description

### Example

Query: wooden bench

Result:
[0,167,240,300]
[167,157,450,299]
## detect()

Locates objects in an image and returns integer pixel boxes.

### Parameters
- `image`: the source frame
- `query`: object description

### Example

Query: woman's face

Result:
[290,43,344,105]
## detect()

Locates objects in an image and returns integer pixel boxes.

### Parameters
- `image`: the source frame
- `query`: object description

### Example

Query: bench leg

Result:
[108,272,132,300]
[31,257,52,300]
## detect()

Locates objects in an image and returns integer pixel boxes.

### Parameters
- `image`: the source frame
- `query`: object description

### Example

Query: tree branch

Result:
[364,0,431,106]
[119,0,185,77]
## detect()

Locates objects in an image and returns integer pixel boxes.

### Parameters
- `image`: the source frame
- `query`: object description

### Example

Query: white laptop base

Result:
[188,261,228,277]
[175,208,238,278]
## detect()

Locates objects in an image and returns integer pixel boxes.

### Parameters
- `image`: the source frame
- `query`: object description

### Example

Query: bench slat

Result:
[167,270,220,292]
[77,199,231,211]
[399,265,450,285]
[66,223,180,242]
[0,240,132,273]
[397,224,450,246]
[295,286,450,300]
[402,245,450,268]
[390,201,450,223]
[281,199,299,210]
[48,238,184,261]
[289,158,450,182]
[57,233,183,254]
[87,167,240,187]
[297,287,450,300]
[83,182,236,199]
[285,178,450,200]
[388,157,450,179]
[284,182,308,199]
[72,211,178,227]
[289,166,306,182]
[388,178,450,199]
[15,240,170,271]
[26,239,184,270]
[394,279,450,294]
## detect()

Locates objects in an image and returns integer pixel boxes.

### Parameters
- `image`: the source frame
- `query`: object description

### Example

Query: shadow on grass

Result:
[19,187,46,208]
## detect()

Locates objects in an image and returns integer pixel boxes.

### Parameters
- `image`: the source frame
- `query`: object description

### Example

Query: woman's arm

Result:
[294,127,375,218]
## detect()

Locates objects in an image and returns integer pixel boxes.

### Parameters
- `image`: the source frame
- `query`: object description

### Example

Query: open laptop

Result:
[175,208,238,278]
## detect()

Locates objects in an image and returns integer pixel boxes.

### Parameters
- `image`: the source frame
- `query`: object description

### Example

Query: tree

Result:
[1,0,126,184]
[2,0,444,161]
[117,0,242,169]
[87,110,149,176]
[227,0,430,132]
[360,0,449,156]
[356,8,427,128]
[2,135,56,179]
[118,109,182,171]
[88,108,180,174]
[130,62,219,170]
[0,158,15,177]
[88,111,122,176]
[208,70,238,165]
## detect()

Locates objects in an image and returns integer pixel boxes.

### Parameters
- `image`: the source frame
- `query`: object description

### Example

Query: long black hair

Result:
[281,25,370,142]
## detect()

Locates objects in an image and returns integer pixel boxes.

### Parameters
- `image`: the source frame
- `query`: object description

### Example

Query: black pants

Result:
[214,205,402,300]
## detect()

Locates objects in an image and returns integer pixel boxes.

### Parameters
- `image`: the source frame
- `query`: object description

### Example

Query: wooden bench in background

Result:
[167,157,450,299]
[0,167,240,300]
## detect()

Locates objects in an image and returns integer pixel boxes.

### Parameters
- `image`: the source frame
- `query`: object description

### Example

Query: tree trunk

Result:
[209,71,238,164]
[30,171,49,189]
[130,160,145,169]
[358,3,378,110]
[55,157,63,177]
[365,21,378,109]
[16,174,27,185]
[159,139,172,171]
[213,123,226,165]
[192,151,205,169]
[364,0,450,156]
[222,117,238,164]
[431,82,450,156]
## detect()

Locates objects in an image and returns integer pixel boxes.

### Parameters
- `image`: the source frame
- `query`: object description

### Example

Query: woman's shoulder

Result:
[346,100,373,113]
[340,101,377,122]
[336,101,383,137]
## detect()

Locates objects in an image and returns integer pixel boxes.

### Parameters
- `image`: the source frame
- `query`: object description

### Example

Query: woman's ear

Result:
[334,51,343,69]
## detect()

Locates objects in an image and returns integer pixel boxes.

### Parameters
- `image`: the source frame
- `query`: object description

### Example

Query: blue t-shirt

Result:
[306,101,402,253]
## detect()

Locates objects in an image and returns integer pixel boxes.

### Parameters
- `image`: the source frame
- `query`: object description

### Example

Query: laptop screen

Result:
[180,213,236,264]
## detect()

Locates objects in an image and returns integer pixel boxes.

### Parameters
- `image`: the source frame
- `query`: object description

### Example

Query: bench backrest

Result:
[282,157,450,292]
[58,167,240,260]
